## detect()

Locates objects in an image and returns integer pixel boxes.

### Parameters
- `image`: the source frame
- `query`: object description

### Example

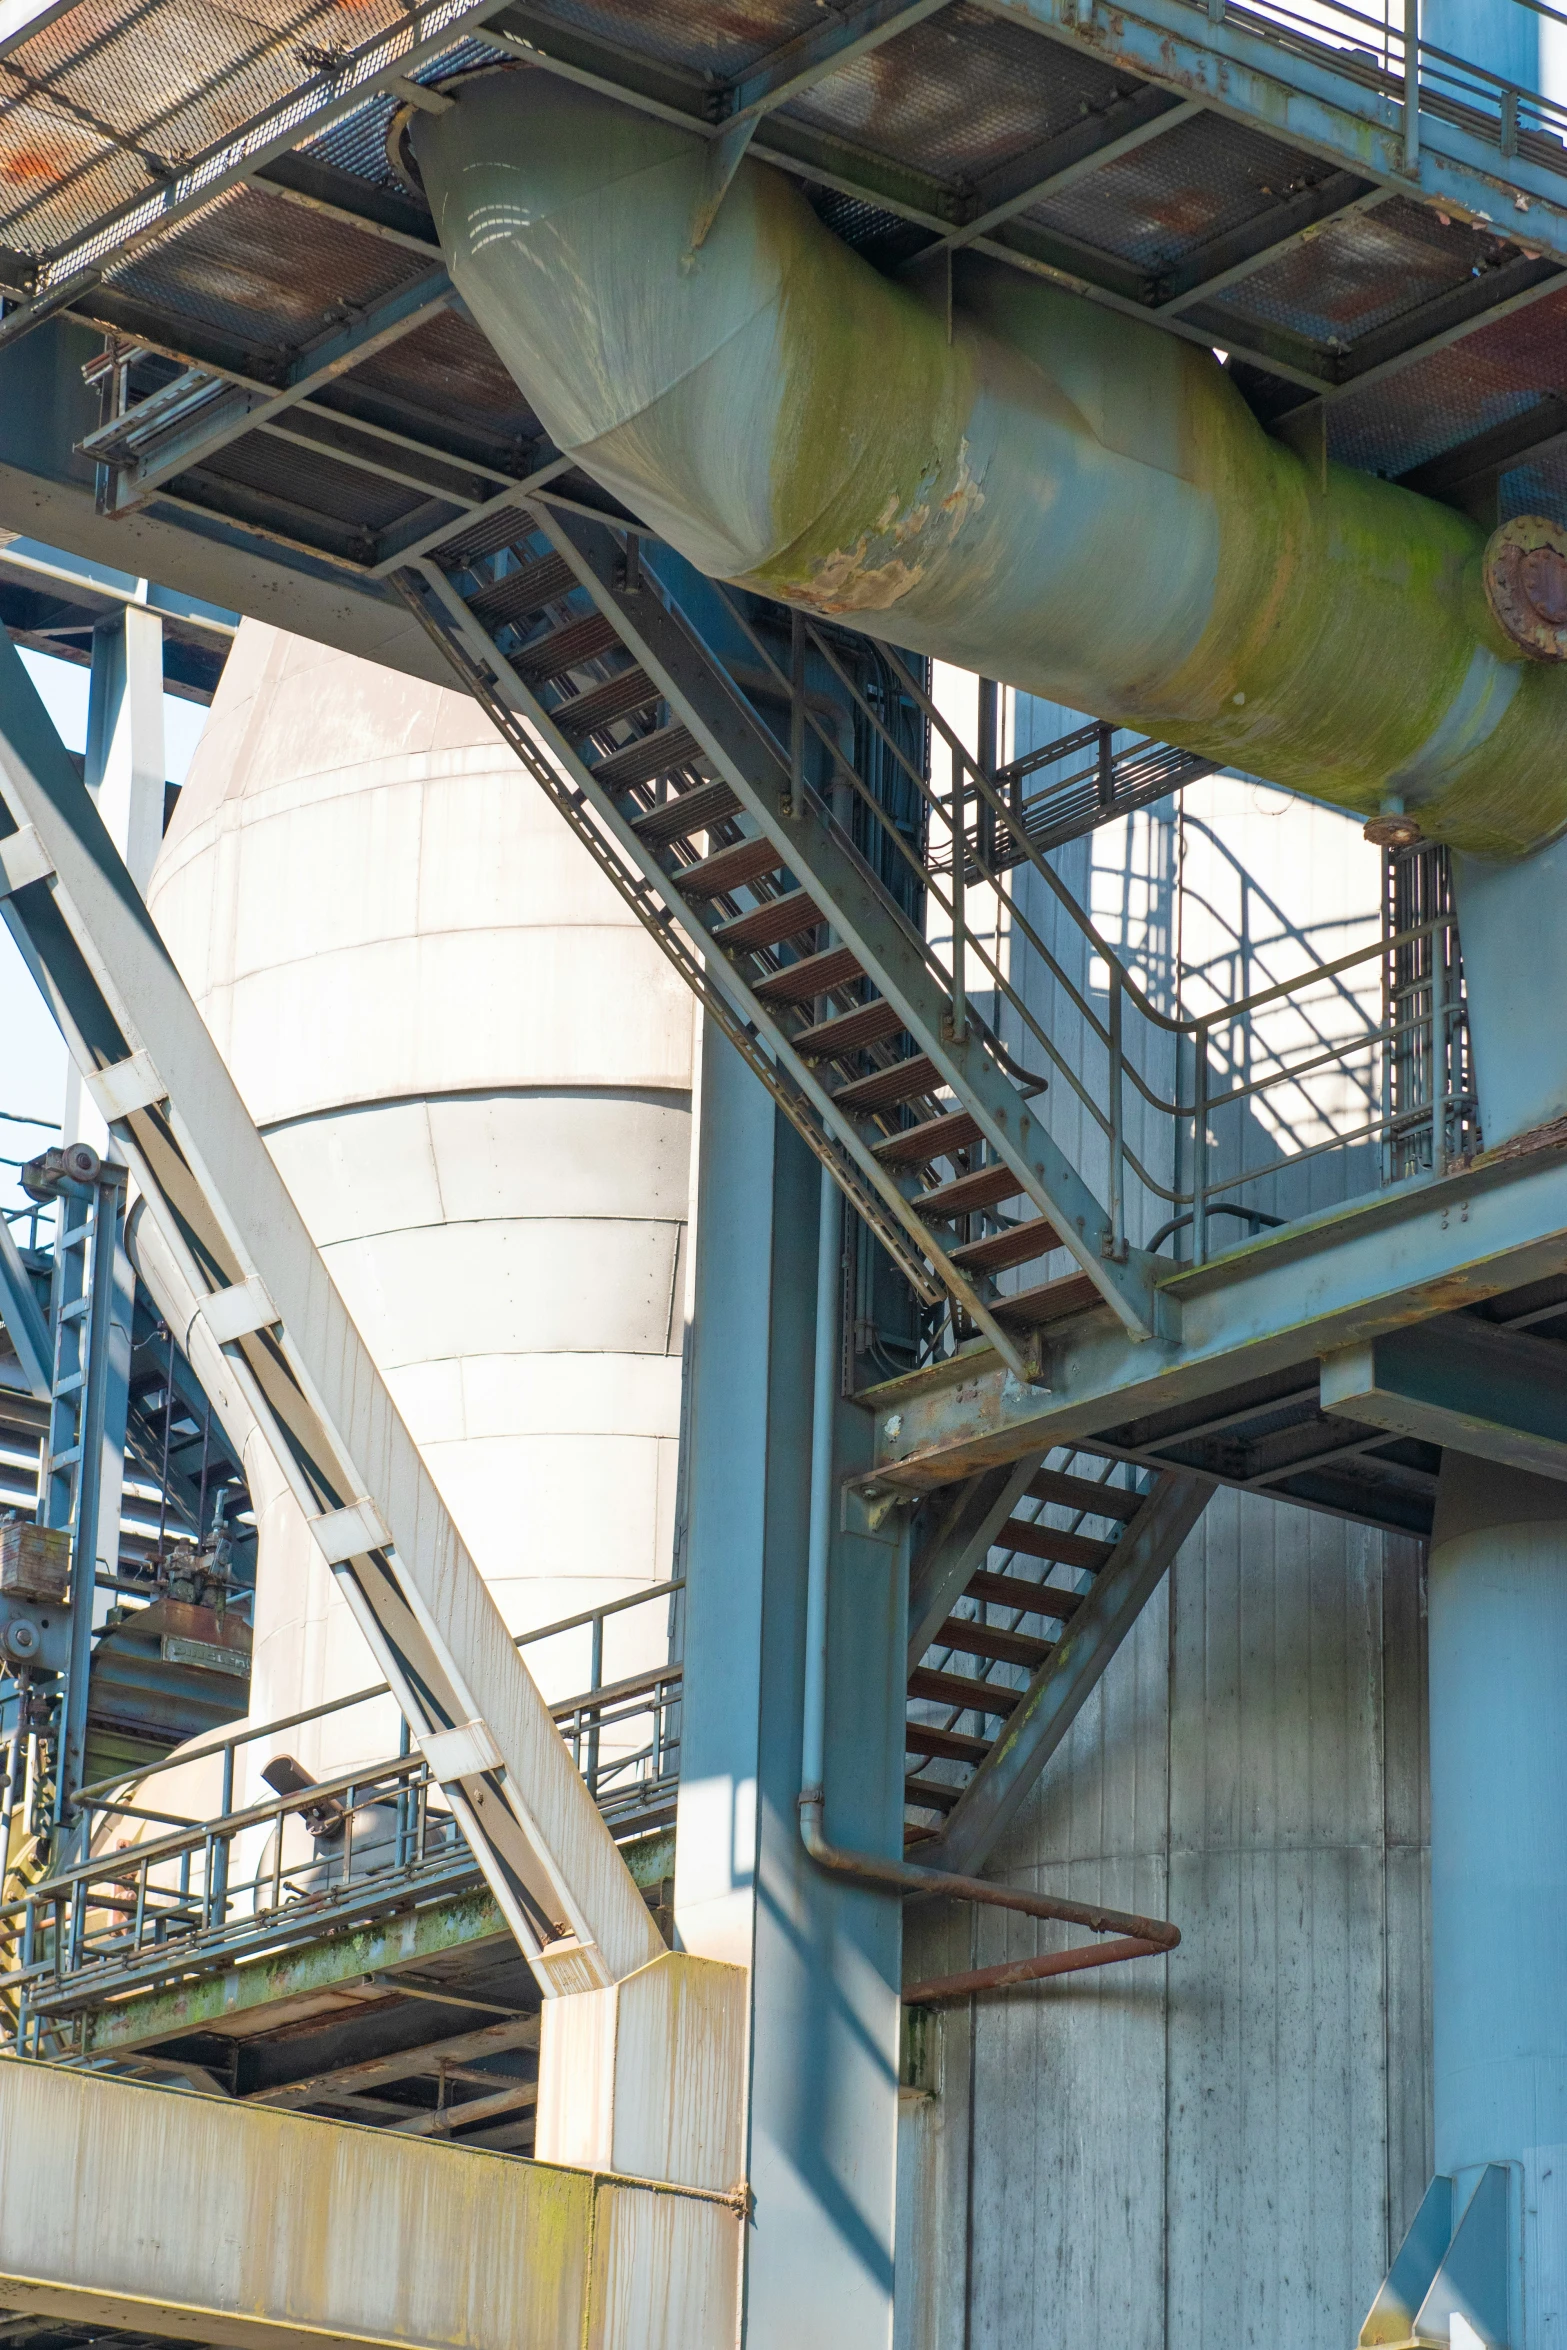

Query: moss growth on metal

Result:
[419,72,1567,859]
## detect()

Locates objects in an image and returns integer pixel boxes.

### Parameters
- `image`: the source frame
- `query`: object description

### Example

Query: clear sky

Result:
[0,652,209,1215]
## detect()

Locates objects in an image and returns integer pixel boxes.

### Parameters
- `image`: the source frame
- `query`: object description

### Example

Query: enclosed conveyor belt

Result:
[407,69,1567,862]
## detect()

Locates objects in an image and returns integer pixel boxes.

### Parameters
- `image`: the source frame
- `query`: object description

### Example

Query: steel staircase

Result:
[903,1450,1210,1871]
[393,503,1170,1378]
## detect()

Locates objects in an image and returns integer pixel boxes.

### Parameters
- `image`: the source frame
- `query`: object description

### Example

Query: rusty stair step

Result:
[904,1775,963,1814]
[934,1617,1054,1671]
[754,942,864,1007]
[916,1162,1023,1221]
[963,1568,1082,1621]
[991,1271,1102,1328]
[675,835,790,898]
[626,771,735,840]
[999,1519,1113,1573]
[906,1721,991,1766]
[1028,1466,1143,1522]
[873,1108,982,1169]
[712,888,823,954]
[515,609,619,680]
[600,724,705,799]
[792,997,906,1061]
[554,666,661,739]
[908,1665,1021,1717]
[949,1218,1060,1275]
[831,1055,942,1115]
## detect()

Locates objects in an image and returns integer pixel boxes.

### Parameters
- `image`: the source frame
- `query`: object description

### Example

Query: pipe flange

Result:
[1483,514,1567,661]
[1363,810,1424,848]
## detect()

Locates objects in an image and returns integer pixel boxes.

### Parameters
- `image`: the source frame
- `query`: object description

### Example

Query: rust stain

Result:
[0,148,59,185]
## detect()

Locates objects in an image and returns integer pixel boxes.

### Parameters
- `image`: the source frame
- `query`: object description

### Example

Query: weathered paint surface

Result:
[0,2056,738,2350]
[416,72,1567,859]
[82,1830,675,2057]
[534,1950,748,2193]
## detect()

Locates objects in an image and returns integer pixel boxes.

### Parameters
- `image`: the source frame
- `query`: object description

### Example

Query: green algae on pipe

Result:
[409,69,1567,860]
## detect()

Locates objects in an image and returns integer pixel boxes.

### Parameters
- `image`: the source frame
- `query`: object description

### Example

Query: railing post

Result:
[1403,0,1420,171]
[1434,896,1451,1174]
[788,607,805,817]
[1193,1022,1210,1262]
[948,757,969,1045]
[1108,970,1126,1260]
[396,1714,413,1869]
[210,1742,234,1920]
[587,1608,604,1798]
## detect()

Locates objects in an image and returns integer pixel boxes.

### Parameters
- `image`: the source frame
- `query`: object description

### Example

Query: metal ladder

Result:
[393,503,1169,1377]
[31,1154,125,1824]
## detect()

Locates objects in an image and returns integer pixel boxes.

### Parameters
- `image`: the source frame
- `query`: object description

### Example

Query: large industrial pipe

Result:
[409,70,1567,860]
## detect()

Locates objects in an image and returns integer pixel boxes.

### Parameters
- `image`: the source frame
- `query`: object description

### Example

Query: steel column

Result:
[674,1020,905,2349]
[1454,834,1567,1150]
[1422,1450,1567,2348]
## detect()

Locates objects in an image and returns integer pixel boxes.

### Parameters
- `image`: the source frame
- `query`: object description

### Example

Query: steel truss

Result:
[0,621,664,2001]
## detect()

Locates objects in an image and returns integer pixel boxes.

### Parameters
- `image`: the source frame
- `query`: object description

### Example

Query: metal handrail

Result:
[68,1575,685,1809]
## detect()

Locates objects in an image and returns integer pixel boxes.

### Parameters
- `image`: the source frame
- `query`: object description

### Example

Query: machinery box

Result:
[0,1520,70,1604]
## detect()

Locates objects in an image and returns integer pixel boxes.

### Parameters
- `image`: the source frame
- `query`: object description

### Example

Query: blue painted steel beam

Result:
[870,1146,1567,1489]
[0,1212,49,1397]
[1321,1315,1567,1484]
[984,0,1567,255]
[86,270,455,515]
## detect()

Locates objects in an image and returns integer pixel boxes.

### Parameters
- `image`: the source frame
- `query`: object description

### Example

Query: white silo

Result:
[144,620,696,1792]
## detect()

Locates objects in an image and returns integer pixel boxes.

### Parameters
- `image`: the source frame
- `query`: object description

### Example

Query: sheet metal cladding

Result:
[409,66,1567,861]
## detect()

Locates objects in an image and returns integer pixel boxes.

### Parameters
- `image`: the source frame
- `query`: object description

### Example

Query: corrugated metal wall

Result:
[896,691,1432,2350]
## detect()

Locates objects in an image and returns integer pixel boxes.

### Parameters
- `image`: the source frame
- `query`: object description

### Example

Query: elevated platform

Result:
[3,0,1567,637]
[867,1121,1567,1525]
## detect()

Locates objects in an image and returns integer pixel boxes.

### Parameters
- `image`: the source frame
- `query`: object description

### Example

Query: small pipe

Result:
[904,1932,1169,2005]
[798,1161,1178,1997]
[800,1163,841,1817]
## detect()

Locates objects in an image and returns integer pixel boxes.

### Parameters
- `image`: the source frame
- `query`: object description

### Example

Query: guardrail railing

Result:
[1181,0,1567,189]
[746,603,1474,1289]
[1,1577,682,2052]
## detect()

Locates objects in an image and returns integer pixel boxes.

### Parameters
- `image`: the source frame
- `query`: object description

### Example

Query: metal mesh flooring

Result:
[1,0,1564,588]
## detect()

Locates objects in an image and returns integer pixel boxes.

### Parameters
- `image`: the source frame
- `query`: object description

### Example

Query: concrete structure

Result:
[0,2049,741,2350]
[144,622,697,1778]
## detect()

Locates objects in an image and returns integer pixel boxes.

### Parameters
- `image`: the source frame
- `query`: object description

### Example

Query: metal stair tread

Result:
[916,1162,1023,1221]
[792,997,906,1060]
[674,835,789,898]
[465,551,574,626]
[949,1218,1060,1275]
[552,665,661,740]
[754,942,864,1006]
[831,1054,942,1115]
[1028,1466,1143,1522]
[711,888,822,953]
[999,1518,1113,1572]
[624,769,734,838]
[990,1270,1102,1328]
[514,609,619,681]
[873,1108,982,1170]
[904,1775,963,1813]
[905,1721,991,1765]
[963,1568,1082,1621]
[908,1665,1021,1718]
[934,1617,1054,1671]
